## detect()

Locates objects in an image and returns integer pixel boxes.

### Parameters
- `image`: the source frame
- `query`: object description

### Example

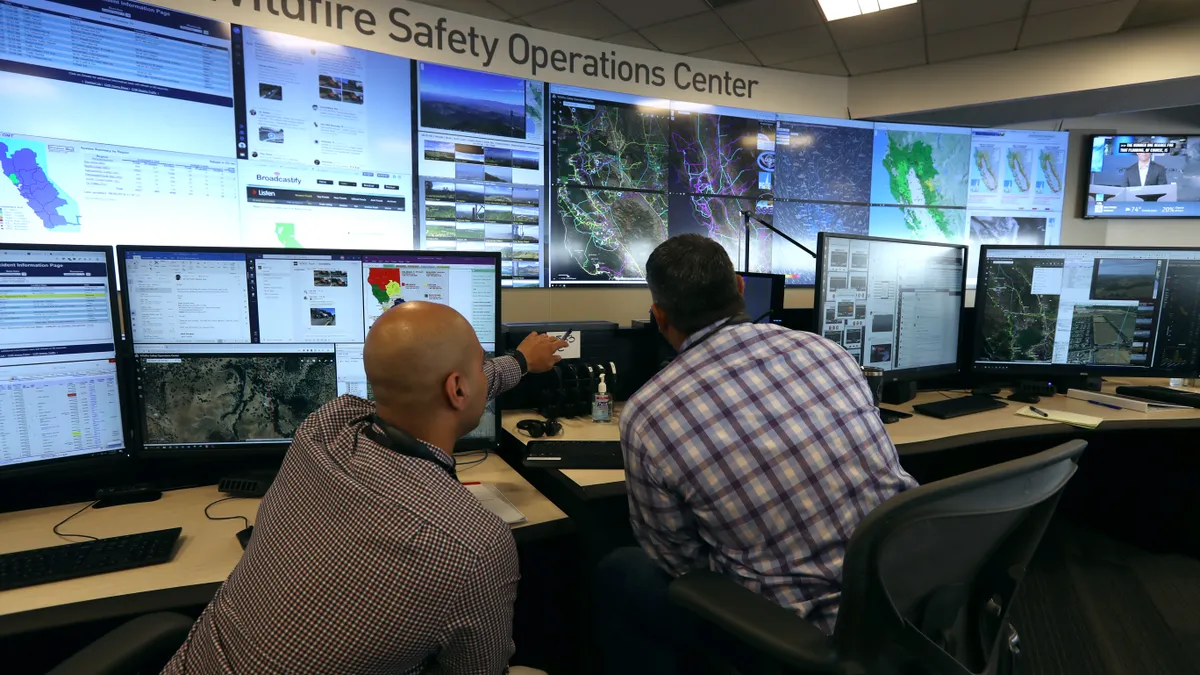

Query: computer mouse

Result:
[236,526,254,550]
[1007,392,1041,404]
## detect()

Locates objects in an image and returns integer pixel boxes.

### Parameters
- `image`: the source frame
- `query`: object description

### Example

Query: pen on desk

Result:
[460,481,481,486]
[1087,400,1122,411]
[1029,406,1049,417]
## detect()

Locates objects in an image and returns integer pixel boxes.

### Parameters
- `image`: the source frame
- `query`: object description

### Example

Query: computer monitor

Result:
[814,233,967,382]
[0,245,129,472]
[119,247,502,454]
[973,245,1200,378]
[739,272,785,323]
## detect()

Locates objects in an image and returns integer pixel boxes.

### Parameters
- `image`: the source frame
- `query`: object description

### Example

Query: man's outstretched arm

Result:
[484,332,569,400]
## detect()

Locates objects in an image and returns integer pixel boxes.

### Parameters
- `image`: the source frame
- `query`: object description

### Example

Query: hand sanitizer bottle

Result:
[592,374,612,423]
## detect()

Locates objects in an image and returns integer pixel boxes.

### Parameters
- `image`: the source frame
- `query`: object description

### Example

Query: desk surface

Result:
[0,454,567,636]
[502,380,1200,493]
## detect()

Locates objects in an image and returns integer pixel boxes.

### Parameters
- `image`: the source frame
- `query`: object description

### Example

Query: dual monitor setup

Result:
[814,234,1200,407]
[0,244,501,477]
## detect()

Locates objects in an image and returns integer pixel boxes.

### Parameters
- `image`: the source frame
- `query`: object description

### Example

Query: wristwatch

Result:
[508,349,528,375]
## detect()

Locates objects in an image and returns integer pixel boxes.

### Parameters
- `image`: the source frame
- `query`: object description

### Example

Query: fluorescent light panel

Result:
[817,0,917,21]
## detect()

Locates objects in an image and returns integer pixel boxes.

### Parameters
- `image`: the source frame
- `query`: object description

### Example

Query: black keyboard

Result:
[0,527,182,591]
[1115,385,1200,408]
[523,441,624,470]
[913,395,1009,420]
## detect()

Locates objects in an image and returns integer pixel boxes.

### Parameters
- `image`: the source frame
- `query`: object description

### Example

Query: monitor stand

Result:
[881,381,917,405]
[1050,374,1103,394]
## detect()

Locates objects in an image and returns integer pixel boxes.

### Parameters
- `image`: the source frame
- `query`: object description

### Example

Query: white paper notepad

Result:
[465,483,527,525]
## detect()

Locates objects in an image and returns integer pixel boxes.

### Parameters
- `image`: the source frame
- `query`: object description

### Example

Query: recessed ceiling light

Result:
[817,0,918,22]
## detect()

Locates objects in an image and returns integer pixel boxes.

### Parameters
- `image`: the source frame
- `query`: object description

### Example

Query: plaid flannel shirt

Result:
[620,323,916,633]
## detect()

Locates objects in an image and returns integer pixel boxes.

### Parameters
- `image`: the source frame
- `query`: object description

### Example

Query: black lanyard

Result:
[677,313,753,355]
[360,414,457,478]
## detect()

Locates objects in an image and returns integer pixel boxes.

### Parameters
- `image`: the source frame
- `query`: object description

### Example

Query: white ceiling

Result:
[413,0,1200,76]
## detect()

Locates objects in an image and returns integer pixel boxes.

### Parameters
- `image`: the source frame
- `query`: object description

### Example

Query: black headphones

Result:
[361,414,457,477]
[516,418,562,438]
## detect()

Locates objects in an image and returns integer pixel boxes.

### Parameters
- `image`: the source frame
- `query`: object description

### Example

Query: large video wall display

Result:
[545,100,1068,286]
[0,1,1068,287]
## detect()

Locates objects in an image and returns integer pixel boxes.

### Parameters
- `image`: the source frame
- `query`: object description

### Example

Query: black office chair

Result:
[669,439,1087,675]
[46,611,193,675]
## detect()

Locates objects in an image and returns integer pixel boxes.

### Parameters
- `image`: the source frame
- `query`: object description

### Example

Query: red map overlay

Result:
[367,267,401,305]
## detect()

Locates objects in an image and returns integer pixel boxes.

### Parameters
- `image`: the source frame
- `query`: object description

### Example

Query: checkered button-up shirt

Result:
[164,356,524,674]
[621,322,916,633]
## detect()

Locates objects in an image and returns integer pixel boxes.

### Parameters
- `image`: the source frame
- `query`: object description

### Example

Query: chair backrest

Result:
[834,440,1086,675]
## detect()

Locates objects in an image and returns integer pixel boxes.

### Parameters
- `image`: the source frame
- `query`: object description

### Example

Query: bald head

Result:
[363,302,482,415]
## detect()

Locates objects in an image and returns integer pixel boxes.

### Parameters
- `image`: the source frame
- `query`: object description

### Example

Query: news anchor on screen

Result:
[1123,150,1168,187]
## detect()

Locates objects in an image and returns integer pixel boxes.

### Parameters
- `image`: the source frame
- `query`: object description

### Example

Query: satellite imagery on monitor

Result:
[1068,305,1137,365]
[669,112,775,198]
[551,186,667,281]
[553,98,669,190]
[979,258,1060,363]
[668,194,772,272]
[139,355,337,444]
[775,121,872,204]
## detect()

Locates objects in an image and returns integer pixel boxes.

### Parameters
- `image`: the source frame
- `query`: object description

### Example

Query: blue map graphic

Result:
[0,140,81,232]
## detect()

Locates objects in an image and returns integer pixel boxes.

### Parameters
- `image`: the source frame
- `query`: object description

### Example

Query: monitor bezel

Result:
[814,232,968,384]
[738,271,786,322]
[117,245,504,457]
[1082,134,1195,220]
[0,243,133,477]
[973,244,1200,378]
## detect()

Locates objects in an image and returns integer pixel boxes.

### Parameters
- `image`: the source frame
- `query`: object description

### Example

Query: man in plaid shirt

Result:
[164,303,565,674]
[598,235,917,674]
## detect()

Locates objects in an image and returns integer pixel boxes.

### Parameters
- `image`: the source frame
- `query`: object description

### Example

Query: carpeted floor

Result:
[1011,518,1200,675]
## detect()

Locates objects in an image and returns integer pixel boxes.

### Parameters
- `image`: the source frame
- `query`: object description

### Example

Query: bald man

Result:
[163,303,565,675]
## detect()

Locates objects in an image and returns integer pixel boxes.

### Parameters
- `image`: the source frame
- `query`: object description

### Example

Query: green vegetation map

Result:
[877,131,969,240]
[980,259,1060,363]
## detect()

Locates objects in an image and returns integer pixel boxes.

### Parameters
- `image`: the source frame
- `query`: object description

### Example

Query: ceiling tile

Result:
[773,53,849,77]
[602,30,659,49]
[827,3,924,51]
[688,41,762,66]
[413,0,513,19]
[716,0,825,40]
[1019,0,1138,47]
[490,0,569,16]
[1028,0,1117,16]
[927,19,1021,62]
[745,24,836,65]
[841,37,926,75]
[922,0,1027,34]
[639,11,739,53]
[595,0,709,29]
[522,0,630,39]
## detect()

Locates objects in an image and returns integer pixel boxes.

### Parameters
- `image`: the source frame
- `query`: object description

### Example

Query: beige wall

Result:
[500,285,815,325]
[848,18,1200,118]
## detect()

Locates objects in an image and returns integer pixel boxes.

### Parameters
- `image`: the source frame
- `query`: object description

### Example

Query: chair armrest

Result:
[47,612,195,675]
[669,571,840,673]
